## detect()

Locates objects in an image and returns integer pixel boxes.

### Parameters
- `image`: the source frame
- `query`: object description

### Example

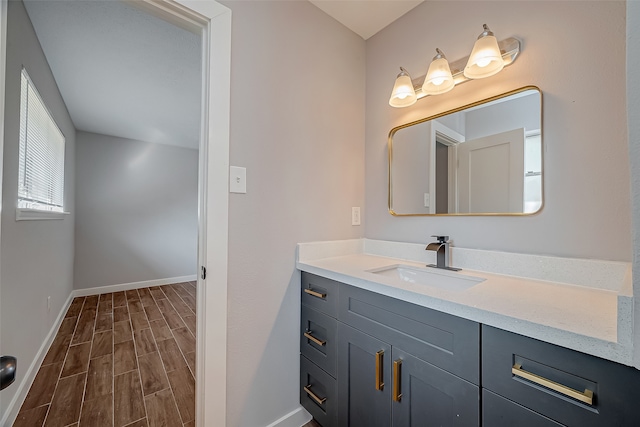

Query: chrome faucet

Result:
[426,235,461,271]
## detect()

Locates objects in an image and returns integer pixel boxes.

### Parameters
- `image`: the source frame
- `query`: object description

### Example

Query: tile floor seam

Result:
[110,293,116,427]
[76,296,99,427]
[41,297,90,427]
[172,283,196,317]
[130,289,149,427]
[135,287,184,426]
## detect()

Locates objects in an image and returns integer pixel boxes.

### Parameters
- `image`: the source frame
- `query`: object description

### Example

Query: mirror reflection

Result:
[389,87,542,216]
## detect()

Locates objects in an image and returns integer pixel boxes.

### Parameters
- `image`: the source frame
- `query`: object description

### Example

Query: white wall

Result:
[74,131,198,289]
[221,1,365,425]
[627,0,640,367]
[0,0,75,418]
[365,1,630,261]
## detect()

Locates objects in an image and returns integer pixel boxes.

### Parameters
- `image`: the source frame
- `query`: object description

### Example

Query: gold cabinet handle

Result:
[304,385,327,405]
[393,359,402,402]
[304,288,326,299]
[375,350,384,391]
[304,331,326,346]
[512,363,594,406]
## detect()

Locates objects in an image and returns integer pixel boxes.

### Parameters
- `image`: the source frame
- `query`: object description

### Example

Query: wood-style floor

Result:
[13,282,197,427]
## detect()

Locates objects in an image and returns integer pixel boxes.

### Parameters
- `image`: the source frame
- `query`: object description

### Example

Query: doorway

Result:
[0,1,230,426]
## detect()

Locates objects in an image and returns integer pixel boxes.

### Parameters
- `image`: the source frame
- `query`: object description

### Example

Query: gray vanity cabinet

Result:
[337,284,479,427]
[336,324,479,427]
[302,271,640,426]
[301,272,480,427]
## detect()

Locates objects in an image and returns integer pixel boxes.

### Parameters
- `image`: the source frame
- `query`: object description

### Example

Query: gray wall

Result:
[0,0,76,418]
[628,1,640,367]
[464,92,541,140]
[74,131,198,289]
[221,1,365,425]
[365,1,630,261]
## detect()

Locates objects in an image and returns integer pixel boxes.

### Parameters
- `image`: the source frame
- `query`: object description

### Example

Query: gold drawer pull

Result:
[375,350,384,391]
[304,385,327,405]
[304,288,326,299]
[393,359,402,402]
[304,331,326,346]
[512,363,594,406]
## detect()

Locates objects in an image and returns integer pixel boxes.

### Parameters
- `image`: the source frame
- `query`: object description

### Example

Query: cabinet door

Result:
[337,323,391,427]
[391,348,479,427]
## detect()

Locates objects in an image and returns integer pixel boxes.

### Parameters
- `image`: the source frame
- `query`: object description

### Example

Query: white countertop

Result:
[297,239,634,366]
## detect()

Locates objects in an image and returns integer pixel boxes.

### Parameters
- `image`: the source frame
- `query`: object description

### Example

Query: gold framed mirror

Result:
[388,86,542,216]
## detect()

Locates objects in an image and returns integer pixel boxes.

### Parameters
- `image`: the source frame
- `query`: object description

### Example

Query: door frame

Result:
[137,2,231,426]
[0,1,231,426]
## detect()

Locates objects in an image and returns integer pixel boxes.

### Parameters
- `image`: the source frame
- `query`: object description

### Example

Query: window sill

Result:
[16,208,70,221]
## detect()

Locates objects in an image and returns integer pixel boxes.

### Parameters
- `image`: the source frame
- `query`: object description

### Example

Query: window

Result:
[18,68,66,218]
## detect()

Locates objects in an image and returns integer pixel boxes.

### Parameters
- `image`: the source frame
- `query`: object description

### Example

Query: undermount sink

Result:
[368,264,485,291]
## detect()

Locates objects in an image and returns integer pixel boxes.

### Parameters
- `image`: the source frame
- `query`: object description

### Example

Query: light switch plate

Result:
[230,166,246,193]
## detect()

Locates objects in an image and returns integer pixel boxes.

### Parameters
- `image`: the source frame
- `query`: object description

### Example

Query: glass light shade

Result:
[422,51,454,95]
[464,27,504,79]
[389,67,417,107]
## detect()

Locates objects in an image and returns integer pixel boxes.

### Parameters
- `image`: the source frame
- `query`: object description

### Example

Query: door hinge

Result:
[201,266,207,280]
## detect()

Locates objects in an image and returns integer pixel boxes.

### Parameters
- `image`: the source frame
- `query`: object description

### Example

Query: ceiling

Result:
[309,0,424,40]
[23,0,202,149]
[22,1,421,151]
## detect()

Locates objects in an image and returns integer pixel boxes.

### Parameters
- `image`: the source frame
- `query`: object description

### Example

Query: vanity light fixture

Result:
[464,24,505,79]
[422,48,454,95]
[389,67,417,107]
[389,24,521,108]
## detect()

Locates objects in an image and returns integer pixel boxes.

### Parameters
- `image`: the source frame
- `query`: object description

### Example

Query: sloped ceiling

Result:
[23,0,202,149]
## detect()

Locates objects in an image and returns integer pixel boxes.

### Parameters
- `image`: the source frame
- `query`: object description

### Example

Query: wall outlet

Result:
[47,296,51,312]
[424,193,430,208]
[352,207,361,226]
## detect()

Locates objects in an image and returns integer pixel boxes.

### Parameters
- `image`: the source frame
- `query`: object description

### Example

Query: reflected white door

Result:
[457,128,525,213]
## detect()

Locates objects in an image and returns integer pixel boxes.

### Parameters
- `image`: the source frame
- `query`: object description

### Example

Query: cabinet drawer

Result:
[483,389,565,426]
[300,355,337,427]
[482,325,640,426]
[338,284,480,384]
[301,304,337,377]
[302,272,339,317]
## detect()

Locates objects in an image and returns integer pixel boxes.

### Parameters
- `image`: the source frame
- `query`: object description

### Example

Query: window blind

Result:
[19,69,65,212]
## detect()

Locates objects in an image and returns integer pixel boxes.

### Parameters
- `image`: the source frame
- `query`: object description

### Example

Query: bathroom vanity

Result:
[297,239,639,426]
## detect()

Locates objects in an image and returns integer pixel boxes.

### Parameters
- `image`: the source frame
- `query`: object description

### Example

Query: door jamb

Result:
[128,1,231,426]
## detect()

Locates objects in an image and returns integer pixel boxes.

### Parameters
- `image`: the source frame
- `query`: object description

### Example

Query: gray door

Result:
[391,349,479,426]
[337,323,391,427]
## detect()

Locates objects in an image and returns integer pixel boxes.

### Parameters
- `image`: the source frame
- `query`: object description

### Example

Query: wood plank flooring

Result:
[13,282,197,427]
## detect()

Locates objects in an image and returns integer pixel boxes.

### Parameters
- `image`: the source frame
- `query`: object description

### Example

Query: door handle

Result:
[1,355,17,391]
[375,350,384,391]
[393,359,402,402]
[512,363,594,405]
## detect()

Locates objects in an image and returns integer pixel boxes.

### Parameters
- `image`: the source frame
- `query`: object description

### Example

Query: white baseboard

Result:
[72,275,197,297]
[1,292,74,427]
[266,406,312,427]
